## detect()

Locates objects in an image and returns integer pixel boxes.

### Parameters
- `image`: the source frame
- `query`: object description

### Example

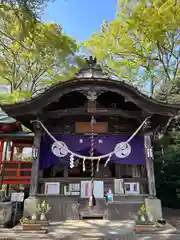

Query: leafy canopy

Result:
[84,0,180,98]
[154,117,180,207]
[0,0,54,18]
[0,6,80,103]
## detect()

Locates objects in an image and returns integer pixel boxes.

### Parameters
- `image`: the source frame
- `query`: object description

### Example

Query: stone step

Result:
[107,202,142,220]
[78,199,107,218]
[48,220,136,240]
[113,195,146,202]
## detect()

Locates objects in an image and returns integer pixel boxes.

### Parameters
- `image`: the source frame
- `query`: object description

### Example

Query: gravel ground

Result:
[137,234,180,240]
[163,207,180,230]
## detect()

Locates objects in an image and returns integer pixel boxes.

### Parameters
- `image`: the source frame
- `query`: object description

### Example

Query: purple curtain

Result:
[39,135,145,169]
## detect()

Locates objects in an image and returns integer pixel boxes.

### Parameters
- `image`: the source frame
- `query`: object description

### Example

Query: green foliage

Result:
[84,0,180,98]
[0,0,54,19]
[0,5,80,103]
[154,118,180,208]
[20,217,30,224]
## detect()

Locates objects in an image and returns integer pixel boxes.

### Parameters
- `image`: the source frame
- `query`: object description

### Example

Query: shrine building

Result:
[1,57,180,221]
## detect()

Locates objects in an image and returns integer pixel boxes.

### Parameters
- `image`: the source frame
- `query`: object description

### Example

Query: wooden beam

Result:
[41,107,144,122]
[0,180,30,184]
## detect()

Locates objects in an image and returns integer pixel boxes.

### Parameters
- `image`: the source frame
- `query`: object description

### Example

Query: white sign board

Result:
[45,182,60,195]
[81,181,104,198]
[114,179,124,194]
[11,192,24,202]
[94,181,104,198]
[124,182,140,195]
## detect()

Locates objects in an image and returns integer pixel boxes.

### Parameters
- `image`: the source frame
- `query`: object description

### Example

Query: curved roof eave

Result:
[0,108,16,124]
[1,78,180,117]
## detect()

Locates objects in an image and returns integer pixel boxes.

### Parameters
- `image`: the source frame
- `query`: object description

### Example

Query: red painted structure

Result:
[0,121,33,185]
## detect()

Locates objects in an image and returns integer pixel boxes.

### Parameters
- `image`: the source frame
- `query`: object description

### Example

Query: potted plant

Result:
[31,212,37,221]
[135,204,155,231]
[36,200,51,221]
[19,217,41,231]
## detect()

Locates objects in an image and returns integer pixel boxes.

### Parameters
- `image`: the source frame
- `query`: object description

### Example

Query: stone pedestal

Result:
[0,190,5,199]
[23,197,40,218]
[0,202,13,227]
[145,197,162,222]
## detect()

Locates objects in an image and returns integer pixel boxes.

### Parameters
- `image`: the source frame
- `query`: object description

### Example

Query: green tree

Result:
[154,118,180,208]
[0,8,80,103]
[84,0,180,98]
[0,0,54,18]
[84,0,180,207]
[0,1,55,48]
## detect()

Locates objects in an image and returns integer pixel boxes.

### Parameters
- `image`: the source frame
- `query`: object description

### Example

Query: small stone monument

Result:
[0,190,5,200]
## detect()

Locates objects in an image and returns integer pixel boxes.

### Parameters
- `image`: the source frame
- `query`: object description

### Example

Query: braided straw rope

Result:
[31,116,150,161]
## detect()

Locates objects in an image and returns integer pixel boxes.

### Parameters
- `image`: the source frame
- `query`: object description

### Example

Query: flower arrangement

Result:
[37,200,51,214]
[36,200,51,221]
[135,204,154,225]
[19,216,42,231]
[20,217,31,225]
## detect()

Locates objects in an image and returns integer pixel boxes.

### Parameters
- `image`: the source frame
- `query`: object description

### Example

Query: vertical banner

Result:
[81,181,91,198]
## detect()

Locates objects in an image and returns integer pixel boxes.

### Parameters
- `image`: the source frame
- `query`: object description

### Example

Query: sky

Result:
[42,0,117,42]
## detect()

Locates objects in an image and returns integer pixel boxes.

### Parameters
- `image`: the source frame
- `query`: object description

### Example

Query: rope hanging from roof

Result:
[32,116,150,167]
[90,116,95,174]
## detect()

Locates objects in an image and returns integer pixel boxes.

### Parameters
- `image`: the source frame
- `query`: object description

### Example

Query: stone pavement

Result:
[1,231,180,240]
[0,229,50,239]
[0,220,135,239]
[48,220,136,239]
[137,233,180,240]
[0,220,180,239]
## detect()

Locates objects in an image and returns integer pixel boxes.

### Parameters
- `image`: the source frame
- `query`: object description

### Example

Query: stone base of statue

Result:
[23,196,40,218]
[145,197,162,222]
[0,202,13,228]
[14,222,48,234]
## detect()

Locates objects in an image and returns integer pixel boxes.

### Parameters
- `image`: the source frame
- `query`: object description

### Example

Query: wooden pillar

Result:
[64,163,68,178]
[10,142,14,162]
[29,123,41,197]
[0,140,4,162]
[144,135,156,196]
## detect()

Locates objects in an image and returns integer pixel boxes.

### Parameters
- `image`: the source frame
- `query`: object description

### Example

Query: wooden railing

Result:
[0,161,32,184]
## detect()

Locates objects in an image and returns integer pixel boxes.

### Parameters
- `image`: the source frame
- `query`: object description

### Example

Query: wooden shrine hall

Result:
[1,57,180,221]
